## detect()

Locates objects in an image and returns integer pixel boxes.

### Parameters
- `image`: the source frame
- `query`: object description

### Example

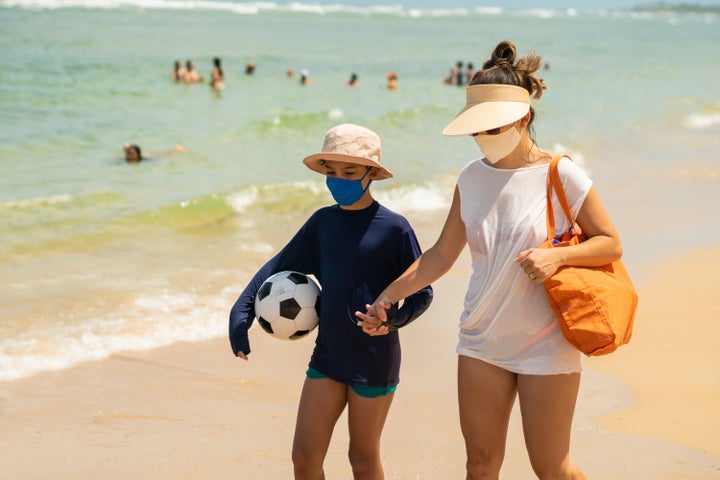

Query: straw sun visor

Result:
[443,84,531,136]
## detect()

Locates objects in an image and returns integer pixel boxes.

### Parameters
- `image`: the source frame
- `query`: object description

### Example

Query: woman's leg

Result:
[458,355,518,480]
[517,373,586,480]
[292,376,349,480]
[346,388,395,480]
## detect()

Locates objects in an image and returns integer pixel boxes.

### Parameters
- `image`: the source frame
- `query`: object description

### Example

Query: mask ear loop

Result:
[360,166,372,180]
[360,166,373,193]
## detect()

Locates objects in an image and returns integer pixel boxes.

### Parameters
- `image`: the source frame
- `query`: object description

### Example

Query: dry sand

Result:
[1,248,719,479]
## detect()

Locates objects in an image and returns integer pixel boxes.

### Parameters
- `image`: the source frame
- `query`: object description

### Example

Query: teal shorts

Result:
[306,367,397,399]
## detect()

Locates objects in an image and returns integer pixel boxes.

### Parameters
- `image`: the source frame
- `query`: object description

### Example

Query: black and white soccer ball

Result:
[254,271,321,341]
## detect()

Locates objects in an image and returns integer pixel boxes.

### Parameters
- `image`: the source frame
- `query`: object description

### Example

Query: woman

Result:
[356,40,623,479]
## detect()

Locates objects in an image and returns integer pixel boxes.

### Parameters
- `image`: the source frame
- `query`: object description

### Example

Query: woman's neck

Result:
[493,138,550,169]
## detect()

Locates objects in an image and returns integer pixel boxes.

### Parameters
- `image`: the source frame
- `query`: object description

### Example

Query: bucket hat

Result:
[303,124,393,179]
[443,84,531,136]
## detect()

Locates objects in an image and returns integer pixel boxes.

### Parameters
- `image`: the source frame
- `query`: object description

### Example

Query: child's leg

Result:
[292,376,348,480]
[346,388,395,480]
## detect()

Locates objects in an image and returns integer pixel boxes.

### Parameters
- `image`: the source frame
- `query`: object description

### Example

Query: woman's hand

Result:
[514,247,562,283]
[355,298,393,336]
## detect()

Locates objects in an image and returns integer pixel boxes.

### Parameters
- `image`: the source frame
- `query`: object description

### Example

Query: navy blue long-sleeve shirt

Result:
[229,201,433,387]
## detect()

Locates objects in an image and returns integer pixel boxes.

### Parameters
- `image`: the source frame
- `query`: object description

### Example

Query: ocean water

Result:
[1,0,719,381]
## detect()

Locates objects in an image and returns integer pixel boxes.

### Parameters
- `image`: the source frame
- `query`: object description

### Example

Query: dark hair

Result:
[213,57,224,77]
[470,40,546,129]
[173,60,182,82]
[129,144,142,160]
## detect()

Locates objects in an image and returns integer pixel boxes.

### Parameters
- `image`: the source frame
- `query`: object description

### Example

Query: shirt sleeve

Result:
[228,215,319,355]
[385,229,433,329]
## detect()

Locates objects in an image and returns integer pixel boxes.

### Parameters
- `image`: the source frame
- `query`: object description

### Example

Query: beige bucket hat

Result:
[303,124,394,180]
[442,84,531,136]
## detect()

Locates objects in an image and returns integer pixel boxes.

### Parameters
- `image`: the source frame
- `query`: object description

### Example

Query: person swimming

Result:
[123,143,186,163]
[211,57,225,90]
[299,68,312,85]
[171,60,187,83]
[385,72,398,90]
[124,143,143,162]
[184,60,204,84]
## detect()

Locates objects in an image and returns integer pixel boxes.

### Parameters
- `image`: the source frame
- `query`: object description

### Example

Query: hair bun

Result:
[477,40,546,100]
[492,40,517,64]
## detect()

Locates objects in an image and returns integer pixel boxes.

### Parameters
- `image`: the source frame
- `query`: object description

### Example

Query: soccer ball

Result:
[254,271,321,341]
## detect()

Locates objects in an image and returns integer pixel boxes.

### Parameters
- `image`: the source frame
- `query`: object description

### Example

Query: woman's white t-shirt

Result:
[456,156,592,374]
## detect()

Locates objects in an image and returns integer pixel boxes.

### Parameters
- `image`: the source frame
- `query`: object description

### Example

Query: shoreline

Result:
[1,246,719,478]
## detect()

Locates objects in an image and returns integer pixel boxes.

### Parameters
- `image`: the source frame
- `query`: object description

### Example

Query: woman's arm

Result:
[356,186,467,332]
[515,186,623,283]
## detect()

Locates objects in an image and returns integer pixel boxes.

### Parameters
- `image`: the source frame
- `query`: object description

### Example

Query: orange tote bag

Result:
[540,156,638,356]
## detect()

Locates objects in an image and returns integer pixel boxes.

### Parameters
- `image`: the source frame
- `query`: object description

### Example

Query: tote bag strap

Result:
[545,155,575,242]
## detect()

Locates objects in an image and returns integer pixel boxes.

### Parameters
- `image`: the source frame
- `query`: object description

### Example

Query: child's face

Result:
[321,159,376,208]
[321,160,372,181]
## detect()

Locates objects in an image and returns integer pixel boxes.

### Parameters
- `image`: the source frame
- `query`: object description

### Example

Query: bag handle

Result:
[545,155,575,242]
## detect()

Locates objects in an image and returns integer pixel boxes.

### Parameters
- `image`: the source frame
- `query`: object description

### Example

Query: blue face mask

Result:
[325,167,372,206]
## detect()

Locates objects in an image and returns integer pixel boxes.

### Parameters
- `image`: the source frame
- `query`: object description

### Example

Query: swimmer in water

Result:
[123,143,186,163]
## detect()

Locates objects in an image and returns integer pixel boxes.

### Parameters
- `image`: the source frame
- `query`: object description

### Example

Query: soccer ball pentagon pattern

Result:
[254,271,321,341]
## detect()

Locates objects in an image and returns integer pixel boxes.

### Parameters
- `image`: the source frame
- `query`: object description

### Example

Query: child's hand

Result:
[355,299,392,336]
[235,351,248,361]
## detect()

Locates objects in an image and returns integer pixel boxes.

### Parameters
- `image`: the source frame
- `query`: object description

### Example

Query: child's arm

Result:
[385,284,433,330]
[228,215,320,359]
[229,259,277,358]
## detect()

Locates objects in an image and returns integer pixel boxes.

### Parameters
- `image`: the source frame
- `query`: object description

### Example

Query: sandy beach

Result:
[3,2,719,478]
[1,245,719,480]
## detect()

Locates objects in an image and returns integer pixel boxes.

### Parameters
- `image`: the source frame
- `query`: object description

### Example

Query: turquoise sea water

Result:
[1,1,719,381]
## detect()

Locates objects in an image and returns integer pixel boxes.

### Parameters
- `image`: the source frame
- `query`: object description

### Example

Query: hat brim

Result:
[303,153,394,180]
[442,101,530,136]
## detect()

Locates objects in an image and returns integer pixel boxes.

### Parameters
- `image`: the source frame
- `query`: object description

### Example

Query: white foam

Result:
[522,8,557,19]
[0,0,570,19]
[226,187,259,213]
[684,112,720,129]
[0,0,265,13]
[474,7,502,15]
[2,193,73,208]
[327,108,344,120]
[375,181,451,214]
[0,290,231,382]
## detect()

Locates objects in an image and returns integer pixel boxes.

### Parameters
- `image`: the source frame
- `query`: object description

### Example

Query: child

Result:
[229,123,433,479]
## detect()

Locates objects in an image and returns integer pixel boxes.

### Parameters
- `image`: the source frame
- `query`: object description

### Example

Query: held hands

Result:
[355,297,393,336]
[514,247,561,283]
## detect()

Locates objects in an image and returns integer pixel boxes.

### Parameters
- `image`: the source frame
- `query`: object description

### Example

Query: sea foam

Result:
[0,289,230,382]
[684,112,720,129]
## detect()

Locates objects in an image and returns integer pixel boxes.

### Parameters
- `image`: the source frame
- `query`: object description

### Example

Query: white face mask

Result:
[473,124,522,164]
